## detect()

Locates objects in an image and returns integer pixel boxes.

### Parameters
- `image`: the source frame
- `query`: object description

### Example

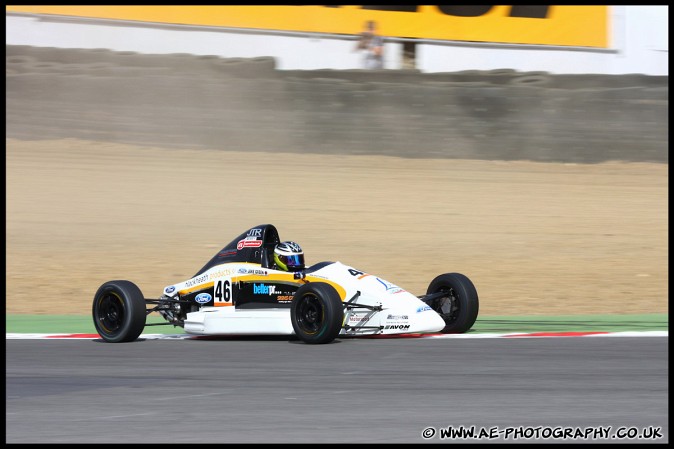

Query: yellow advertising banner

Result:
[6,5,609,48]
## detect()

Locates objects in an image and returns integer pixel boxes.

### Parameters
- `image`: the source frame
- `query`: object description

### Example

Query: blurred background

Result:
[5,6,668,316]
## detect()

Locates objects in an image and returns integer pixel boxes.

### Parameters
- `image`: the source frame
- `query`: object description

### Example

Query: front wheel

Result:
[92,280,147,342]
[291,282,344,344]
[426,273,479,333]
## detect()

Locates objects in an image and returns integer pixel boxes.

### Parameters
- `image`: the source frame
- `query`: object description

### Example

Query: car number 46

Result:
[214,279,231,303]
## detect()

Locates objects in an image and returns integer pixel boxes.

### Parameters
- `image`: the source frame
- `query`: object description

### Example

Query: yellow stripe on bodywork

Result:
[177,271,347,300]
[178,281,214,296]
[233,274,347,301]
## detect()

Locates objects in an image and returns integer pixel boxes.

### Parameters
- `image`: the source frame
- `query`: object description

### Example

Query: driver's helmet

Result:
[273,241,305,272]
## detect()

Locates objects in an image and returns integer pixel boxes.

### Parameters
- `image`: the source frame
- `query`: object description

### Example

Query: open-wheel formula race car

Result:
[92,224,479,344]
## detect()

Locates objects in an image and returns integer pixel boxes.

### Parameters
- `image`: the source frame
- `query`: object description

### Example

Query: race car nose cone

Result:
[390,305,445,334]
[412,307,446,333]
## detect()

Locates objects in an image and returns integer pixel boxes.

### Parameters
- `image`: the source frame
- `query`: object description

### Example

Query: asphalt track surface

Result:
[6,337,668,444]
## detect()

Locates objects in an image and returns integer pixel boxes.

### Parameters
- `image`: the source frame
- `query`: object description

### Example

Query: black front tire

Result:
[426,273,479,333]
[92,280,147,342]
[291,282,344,344]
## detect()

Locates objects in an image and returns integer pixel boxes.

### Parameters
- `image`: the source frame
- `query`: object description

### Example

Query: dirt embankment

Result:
[6,139,667,316]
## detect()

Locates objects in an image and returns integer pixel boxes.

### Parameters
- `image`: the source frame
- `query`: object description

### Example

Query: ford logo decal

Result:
[195,293,212,304]
[165,286,175,294]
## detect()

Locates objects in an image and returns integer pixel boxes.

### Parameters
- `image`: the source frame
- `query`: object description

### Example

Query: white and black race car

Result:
[92,224,479,344]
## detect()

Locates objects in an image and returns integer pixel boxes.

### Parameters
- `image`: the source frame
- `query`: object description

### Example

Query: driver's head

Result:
[273,241,305,272]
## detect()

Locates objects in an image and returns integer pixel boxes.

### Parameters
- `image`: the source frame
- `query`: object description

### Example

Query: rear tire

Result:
[426,273,479,333]
[92,280,147,342]
[291,282,344,344]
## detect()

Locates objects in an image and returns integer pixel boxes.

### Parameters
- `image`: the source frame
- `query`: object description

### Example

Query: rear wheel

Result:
[291,282,344,344]
[92,280,147,342]
[426,273,479,333]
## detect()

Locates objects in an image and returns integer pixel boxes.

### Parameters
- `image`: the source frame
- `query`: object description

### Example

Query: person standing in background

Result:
[355,20,384,69]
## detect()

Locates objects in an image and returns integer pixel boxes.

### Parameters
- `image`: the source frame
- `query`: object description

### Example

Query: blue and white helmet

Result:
[273,241,305,272]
